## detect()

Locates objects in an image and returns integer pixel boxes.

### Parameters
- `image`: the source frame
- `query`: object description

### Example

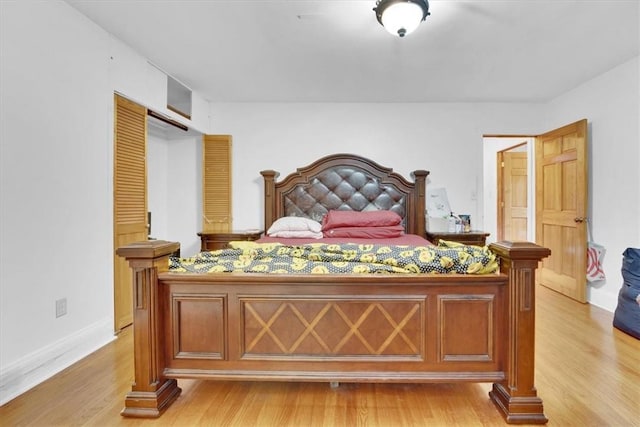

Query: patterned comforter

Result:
[169,240,498,275]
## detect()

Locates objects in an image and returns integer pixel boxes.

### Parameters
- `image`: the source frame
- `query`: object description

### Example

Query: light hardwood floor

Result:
[1,285,638,426]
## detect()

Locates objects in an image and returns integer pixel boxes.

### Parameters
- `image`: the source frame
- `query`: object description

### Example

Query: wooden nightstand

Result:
[197,230,263,251]
[426,230,490,246]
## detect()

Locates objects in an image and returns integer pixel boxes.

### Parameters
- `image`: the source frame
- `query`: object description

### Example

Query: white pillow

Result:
[267,216,322,235]
[268,230,323,239]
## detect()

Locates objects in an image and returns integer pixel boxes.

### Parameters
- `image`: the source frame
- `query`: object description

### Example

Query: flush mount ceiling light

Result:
[374,0,430,38]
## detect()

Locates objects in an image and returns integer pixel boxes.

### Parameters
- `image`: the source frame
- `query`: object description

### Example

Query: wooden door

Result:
[535,119,588,303]
[113,95,148,331]
[500,150,528,241]
[202,135,232,233]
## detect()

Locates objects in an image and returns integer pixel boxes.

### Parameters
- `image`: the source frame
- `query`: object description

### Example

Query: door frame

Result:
[484,120,588,303]
[482,136,535,244]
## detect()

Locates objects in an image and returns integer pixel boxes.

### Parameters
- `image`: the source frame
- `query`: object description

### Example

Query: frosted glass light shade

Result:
[374,0,430,38]
[381,3,424,37]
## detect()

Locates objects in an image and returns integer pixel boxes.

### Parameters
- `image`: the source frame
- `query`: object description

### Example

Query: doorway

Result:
[483,120,588,303]
[113,95,206,332]
[482,137,534,245]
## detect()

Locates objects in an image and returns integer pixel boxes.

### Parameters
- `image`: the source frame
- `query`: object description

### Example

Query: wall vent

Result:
[167,75,192,120]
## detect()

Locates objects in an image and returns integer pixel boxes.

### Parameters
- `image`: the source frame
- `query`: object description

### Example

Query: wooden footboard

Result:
[117,240,550,424]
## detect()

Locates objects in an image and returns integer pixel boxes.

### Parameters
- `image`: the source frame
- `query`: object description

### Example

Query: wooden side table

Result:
[426,230,490,246]
[198,230,263,251]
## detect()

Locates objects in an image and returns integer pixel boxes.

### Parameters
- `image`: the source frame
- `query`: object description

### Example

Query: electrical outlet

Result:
[56,298,67,318]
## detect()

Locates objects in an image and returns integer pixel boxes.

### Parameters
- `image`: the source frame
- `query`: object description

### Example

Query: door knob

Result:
[574,217,585,223]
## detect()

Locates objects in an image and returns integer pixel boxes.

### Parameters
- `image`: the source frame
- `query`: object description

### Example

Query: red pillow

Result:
[321,210,402,231]
[323,225,404,239]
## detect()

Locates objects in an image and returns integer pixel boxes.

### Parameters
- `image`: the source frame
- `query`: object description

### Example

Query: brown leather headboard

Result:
[261,154,429,236]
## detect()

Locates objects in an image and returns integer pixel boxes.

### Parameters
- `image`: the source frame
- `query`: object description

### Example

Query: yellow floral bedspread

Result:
[168,240,498,275]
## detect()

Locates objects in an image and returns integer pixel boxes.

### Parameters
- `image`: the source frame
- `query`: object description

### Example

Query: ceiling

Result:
[65,0,639,103]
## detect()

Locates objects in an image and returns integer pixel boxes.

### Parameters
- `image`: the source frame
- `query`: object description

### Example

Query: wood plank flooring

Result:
[1,285,638,426]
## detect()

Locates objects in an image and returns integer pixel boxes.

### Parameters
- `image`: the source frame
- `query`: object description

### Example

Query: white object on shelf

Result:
[427,217,449,232]
[426,187,451,218]
[426,188,452,232]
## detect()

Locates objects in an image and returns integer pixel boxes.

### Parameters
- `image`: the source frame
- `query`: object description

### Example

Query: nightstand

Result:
[197,230,263,251]
[426,230,490,246]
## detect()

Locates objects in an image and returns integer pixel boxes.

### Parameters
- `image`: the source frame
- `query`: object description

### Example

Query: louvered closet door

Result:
[202,135,232,232]
[113,94,147,331]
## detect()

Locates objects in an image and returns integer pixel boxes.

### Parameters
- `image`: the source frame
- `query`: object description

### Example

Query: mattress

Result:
[257,233,433,247]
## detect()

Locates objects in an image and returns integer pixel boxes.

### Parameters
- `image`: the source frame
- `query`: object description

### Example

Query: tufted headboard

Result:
[260,153,429,236]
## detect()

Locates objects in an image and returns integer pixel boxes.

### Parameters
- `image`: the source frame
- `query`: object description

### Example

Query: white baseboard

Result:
[0,317,116,406]
[588,287,618,313]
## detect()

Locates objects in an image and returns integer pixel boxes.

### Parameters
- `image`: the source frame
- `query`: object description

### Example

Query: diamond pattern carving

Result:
[243,299,422,357]
[283,167,406,223]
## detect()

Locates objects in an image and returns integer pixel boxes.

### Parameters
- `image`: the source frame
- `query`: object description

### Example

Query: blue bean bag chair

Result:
[613,248,640,339]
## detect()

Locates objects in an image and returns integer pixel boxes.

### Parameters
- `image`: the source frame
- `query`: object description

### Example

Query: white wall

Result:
[148,131,170,239]
[148,131,202,257]
[207,103,544,232]
[0,1,210,404]
[0,1,114,403]
[544,57,640,311]
[166,137,202,257]
[205,59,639,315]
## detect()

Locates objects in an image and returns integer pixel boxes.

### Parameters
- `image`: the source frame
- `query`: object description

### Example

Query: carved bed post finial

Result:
[488,241,551,424]
[116,240,182,418]
[260,170,279,232]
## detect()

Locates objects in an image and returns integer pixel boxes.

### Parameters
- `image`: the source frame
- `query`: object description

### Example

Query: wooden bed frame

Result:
[117,154,550,424]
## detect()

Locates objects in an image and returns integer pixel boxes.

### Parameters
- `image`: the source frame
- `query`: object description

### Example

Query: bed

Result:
[117,153,551,424]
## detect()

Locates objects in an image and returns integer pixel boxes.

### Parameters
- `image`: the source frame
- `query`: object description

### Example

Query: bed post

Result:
[411,169,429,237]
[116,240,182,418]
[488,241,551,424]
[260,169,279,231]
